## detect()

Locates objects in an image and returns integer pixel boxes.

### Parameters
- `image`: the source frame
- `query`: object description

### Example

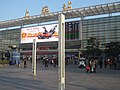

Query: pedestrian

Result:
[104,60,107,68]
[99,60,103,69]
[86,65,90,73]
[45,58,49,67]
[90,59,97,73]
[18,60,20,67]
[53,58,57,67]
[108,58,113,69]
[24,60,27,68]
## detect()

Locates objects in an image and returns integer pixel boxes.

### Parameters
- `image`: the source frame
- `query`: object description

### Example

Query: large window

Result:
[82,15,120,49]
[0,29,20,50]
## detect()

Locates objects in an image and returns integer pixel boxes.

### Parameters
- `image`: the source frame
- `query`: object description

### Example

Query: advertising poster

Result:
[21,24,58,43]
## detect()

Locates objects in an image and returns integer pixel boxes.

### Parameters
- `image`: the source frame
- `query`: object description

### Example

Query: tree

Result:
[104,42,120,58]
[86,37,101,59]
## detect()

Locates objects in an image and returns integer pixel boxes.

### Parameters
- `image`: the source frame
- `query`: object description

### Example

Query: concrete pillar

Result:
[58,14,65,90]
[32,39,37,76]
[79,17,83,58]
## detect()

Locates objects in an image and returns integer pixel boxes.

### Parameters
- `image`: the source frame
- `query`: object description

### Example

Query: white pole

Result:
[58,14,65,90]
[32,39,37,76]
[80,17,83,50]
[79,17,83,58]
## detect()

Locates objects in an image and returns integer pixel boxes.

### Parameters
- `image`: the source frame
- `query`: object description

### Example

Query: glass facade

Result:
[0,28,20,50]
[0,15,120,51]
[82,15,120,49]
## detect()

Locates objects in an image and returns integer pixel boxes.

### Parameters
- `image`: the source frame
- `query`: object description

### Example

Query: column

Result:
[58,14,65,90]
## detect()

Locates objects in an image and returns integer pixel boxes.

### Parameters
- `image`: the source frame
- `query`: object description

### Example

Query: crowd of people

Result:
[78,56,120,73]
[42,56,58,67]
[14,55,120,74]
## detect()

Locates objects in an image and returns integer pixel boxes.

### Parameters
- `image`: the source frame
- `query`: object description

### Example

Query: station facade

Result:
[0,2,120,59]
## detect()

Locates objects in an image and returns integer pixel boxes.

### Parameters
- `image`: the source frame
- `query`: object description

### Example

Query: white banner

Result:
[21,24,58,43]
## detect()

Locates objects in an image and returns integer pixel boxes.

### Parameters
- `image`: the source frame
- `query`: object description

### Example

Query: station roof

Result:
[0,1,120,29]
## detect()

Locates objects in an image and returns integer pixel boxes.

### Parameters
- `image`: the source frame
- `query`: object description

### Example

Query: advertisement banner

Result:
[21,24,58,43]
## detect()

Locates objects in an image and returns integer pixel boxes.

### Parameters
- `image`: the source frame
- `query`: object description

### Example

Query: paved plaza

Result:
[0,63,120,90]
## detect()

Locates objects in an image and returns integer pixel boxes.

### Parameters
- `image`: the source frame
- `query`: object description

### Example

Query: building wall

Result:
[82,15,120,49]
[0,28,20,50]
[0,15,120,51]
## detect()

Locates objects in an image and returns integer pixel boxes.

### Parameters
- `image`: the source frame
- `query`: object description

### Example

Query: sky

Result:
[0,0,119,21]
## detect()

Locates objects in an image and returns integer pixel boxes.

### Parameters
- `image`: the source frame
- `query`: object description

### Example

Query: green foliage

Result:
[104,41,120,57]
[0,60,9,65]
[86,37,101,58]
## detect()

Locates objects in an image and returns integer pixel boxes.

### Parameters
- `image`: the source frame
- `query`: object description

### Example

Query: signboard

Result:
[65,21,79,39]
[21,24,58,43]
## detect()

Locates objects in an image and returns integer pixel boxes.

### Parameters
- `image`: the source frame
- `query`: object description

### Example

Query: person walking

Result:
[99,60,103,69]
[104,60,107,68]
[45,58,49,67]
[24,60,27,68]
[90,59,97,73]
[18,60,20,67]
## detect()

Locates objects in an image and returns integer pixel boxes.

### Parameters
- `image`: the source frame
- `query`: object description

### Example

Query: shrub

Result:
[0,60,9,65]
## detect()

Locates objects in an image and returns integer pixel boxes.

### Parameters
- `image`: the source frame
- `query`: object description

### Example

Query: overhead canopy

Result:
[0,1,120,29]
